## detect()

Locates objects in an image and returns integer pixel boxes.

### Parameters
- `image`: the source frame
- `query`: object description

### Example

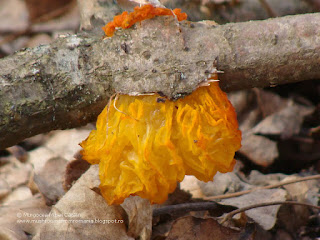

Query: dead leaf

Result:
[254,89,288,117]
[180,175,205,199]
[228,90,261,132]
[121,197,152,240]
[239,134,278,167]
[44,129,91,161]
[0,158,32,192]
[33,165,152,240]
[166,216,242,240]
[0,177,10,200]
[232,88,315,168]
[2,186,32,205]
[181,163,250,199]
[277,203,310,236]
[0,0,28,32]
[26,33,52,48]
[165,186,193,205]
[247,170,288,186]
[221,189,287,230]
[281,175,319,206]
[63,157,90,191]
[28,146,56,172]
[6,145,28,163]
[28,129,91,172]
[0,194,50,239]
[198,172,251,197]
[252,101,314,139]
[273,229,293,240]
[32,157,68,205]
[20,133,51,150]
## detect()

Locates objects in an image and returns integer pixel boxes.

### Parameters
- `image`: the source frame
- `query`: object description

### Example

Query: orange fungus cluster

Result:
[80,78,242,205]
[102,4,188,37]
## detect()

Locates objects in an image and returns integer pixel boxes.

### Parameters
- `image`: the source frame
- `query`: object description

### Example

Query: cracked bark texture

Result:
[1,13,320,149]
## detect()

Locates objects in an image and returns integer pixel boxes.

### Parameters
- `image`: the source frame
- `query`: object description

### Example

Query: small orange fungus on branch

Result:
[102,4,188,37]
[80,78,242,205]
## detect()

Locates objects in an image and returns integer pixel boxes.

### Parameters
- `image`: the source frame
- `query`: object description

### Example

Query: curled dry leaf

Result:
[166,216,244,240]
[6,145,28,163]
[121,196,152,239]
[198,172,251,197]
[44,129,92,161]
[33,165,152,240]
[63,157,91,191]
[237,89,315,167]
[221,189,287,230]
[252,101,314,138]
[0,194,50,240]
[0,0,28,32]
[240,134,279,167]
[28,129,91,173]
[32,157,68,206]
[282,175,319,205]
[0,178,10,200]
[0,158,32,195]
[2,186,32,205]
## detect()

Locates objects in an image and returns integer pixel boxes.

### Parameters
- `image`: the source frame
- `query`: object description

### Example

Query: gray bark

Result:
[0,13,320,149]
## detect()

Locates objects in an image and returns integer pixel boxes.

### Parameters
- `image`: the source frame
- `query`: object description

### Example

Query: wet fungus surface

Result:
[80,5,241,205]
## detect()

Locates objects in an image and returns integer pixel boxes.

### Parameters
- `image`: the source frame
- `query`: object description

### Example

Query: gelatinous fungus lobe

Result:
[80,80,241,205]
[81,6,241,205]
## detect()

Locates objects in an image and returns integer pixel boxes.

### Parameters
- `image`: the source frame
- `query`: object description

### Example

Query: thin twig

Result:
[220,201,320,224]
[0,1,75,46]
[204,174,320,200]
[153,202,222,217]
[258,0,277,18]
[30,0,76,24]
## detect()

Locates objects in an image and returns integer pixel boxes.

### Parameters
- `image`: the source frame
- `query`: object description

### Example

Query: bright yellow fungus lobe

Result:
[80,81,242,205]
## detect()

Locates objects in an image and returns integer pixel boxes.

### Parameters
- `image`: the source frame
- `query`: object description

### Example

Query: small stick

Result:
[204,174,320,200]
[0,1,75,46]
[258,0,277,18]
[153,202,221,217]
[220,201,320,224]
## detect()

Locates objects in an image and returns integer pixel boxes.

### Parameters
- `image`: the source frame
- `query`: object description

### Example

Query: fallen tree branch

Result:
[0,13,320,149]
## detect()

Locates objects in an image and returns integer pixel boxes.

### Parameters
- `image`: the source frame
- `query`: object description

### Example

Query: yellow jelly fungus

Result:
[80,80,242,205]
